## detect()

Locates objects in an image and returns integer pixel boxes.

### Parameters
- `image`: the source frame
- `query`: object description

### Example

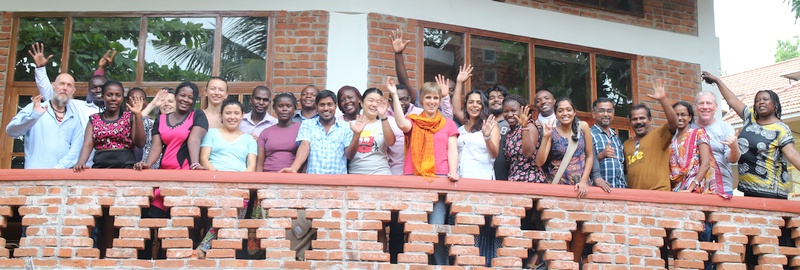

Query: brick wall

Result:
[0,12,11,120]
[271,10,329,95]
[0,170,798,269]
[636,56,702,126]
[503,0,698,36]
[366,13,419,90]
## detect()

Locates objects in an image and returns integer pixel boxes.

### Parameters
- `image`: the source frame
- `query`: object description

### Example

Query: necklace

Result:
[52,106,66,113]
[54,111,64,122]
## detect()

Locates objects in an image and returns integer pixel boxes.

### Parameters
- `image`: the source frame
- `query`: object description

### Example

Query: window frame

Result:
[414,20,638,133]
[556,0,646,18]
[2,12,276,168]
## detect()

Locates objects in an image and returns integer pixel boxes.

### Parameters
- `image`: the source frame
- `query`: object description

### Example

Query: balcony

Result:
[0,169,797,269]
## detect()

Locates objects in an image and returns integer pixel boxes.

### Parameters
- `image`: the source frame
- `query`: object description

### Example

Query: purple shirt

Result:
[257,123,301,172]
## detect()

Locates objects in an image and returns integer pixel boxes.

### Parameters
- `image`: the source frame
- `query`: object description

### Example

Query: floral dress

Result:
[504,120,547,183]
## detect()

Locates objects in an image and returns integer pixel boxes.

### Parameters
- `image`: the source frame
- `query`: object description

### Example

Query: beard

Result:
[53,94,71,108]
[489,107,503,116]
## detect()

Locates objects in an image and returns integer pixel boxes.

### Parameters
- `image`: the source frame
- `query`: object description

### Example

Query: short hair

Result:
[176,81,200,105]
[127,87,146,99]
[592,97,614,112]
[90,75,107,83]
[419,82,442,99]
[628,103,651,119]
[486,85,509,97]
[503,93,528,107]
[273,92,297,109]
[396,84,408,91]
[101,80,125,114]
[252,85,271,97]
[695,91,718,105]
[316,90,337,105]
[221,99,243,114]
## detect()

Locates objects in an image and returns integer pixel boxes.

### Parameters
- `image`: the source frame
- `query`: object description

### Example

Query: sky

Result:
[715,0,800,75]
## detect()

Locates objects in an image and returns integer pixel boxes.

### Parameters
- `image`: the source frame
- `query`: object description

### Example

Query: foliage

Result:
[596,56,633,117]
[788,0,800,20]
[423,28,448,48]
[14,16,268,83]
[496,40,530,99]
[535,47,591,110]
[775,36,800,63]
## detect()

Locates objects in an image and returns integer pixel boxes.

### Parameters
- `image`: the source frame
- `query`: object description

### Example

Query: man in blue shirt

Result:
[590,97,626,189]
[279,90,357,174]
[6,73,84,169]
[292,85,320,123]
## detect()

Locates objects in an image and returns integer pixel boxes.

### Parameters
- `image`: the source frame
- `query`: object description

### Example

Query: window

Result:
[471,36,529,99]
[422,28,464,84]
[419,21,636,130]
[145,17,215,82]
[220,17,269,82]
[596,55,633,118]
[14,18,65,81]
[69,17,140,82]
[561,0,644,15]
[535,46,590,111]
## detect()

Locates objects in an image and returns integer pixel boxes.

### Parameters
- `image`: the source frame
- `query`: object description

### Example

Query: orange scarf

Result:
[406,111,447,177]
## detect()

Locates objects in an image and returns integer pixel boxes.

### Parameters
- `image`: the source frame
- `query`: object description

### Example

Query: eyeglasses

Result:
[595,109,614,114]
[676,113,691,118]
[633,140,640,157]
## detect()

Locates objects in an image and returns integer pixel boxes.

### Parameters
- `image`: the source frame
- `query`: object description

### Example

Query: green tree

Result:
[788,0,800,19]
[775,36,800,62]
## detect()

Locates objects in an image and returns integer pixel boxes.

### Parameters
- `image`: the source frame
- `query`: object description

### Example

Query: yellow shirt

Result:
[624,124,674,191]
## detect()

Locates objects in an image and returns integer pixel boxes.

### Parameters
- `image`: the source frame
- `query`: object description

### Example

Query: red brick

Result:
[157,227,188,238]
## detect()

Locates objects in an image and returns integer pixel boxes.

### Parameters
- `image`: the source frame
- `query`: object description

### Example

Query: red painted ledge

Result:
[1,169,799,214]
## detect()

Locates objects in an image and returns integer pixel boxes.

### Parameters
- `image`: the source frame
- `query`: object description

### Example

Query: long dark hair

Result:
[464,89,489,133]
[555,97,580,142]
[672,101,695,125]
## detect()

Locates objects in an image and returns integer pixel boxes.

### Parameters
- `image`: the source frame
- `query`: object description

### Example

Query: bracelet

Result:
[483,135,492,140]
[380,117,388,121]
[190,163,201,170]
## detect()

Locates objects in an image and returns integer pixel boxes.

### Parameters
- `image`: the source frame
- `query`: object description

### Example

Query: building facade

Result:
[0,0,720,168]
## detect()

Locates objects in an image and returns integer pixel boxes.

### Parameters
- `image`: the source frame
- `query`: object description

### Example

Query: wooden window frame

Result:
[412,20,638,131]
[2,12,277,168]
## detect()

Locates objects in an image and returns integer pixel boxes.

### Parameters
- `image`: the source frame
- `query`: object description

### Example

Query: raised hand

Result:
[385,76,398,95]
[482,114,497,137]
[127,96,145,115]
[377,99,388,119]
[389,29,411,54]
[541,119,556,138]
[28,42,53,68]
[133,161,150,171]
[647,78,667,100]
[435,74,452,97]
[599,141,616,160]
[98,49,117,69]
[456,64,473,83]
[152,88,169,107]
[350,114,366,134]
[701,71,719,85]
[32,95,48,114]
[515,105,531,126]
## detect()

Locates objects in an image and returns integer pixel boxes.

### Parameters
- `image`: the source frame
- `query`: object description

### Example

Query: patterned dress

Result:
[737,106,794,198]
[547,126,586,185]
[504,120,547,183]
[669,128,725,195]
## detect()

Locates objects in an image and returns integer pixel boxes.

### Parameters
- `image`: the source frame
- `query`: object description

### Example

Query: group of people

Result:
[7,30,800,266]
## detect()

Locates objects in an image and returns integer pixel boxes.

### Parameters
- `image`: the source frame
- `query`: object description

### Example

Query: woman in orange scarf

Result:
[387,76,460,181]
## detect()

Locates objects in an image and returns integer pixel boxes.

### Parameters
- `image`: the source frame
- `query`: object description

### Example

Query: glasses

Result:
[633,140,640,156]
[595,109,614,114]
[676,113,691,118]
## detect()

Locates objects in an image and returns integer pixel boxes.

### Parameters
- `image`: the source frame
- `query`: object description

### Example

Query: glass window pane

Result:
[12,95,34,153]
[69,18,140,82]
[220,17,268,82]
[240,94,253,113]
[596,55,633,117]
[14,18,66,81]
[535,46,591,112]
[471,36,529,99]
[144,17,214,82]
[11,156,25,169]
[423,28,464,86]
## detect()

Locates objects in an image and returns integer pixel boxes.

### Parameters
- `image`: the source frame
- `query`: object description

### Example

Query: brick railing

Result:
[0,170,798,269]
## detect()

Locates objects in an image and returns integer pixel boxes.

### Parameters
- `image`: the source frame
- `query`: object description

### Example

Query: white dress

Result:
[457,126,495,180]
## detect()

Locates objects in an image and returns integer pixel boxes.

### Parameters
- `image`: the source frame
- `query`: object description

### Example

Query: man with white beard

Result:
[692,91,740,196]
[6,73,84,169]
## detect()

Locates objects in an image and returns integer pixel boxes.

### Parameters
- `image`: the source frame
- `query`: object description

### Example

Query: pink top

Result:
[153,110,208,170]
[403,118,459,175]
[258,123,302,172]
[91,111,133,150]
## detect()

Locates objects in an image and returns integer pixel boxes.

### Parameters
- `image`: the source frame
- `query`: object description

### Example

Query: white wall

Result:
[6,0,722,108]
